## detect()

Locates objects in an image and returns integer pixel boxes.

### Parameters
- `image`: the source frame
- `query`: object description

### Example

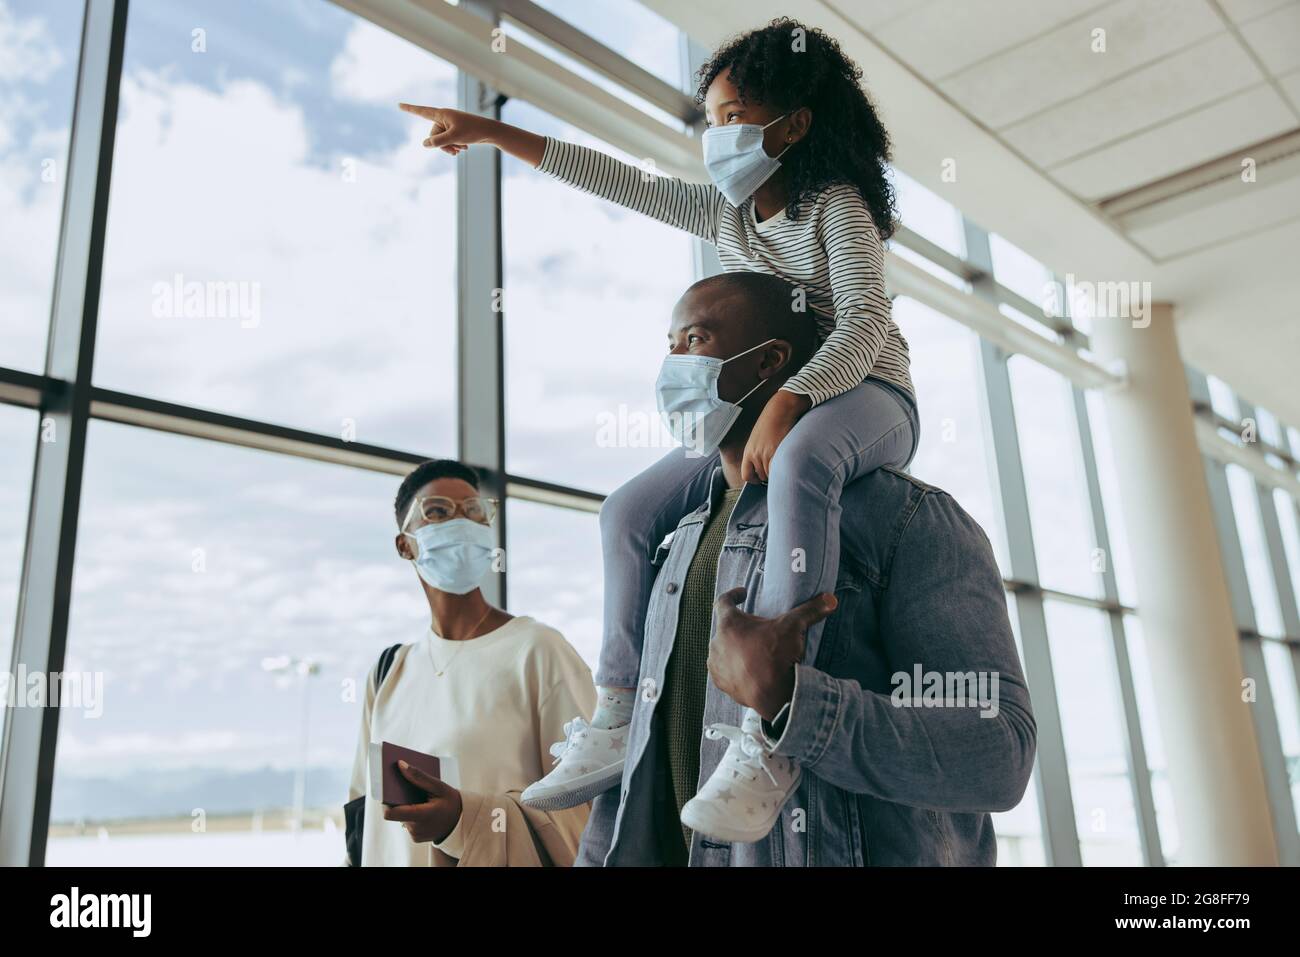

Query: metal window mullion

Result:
[1194,380,1300,863]
[455,2,507,607]
[1068,380,1164,866]
[964,222,1081,867]
[0,0,128,867]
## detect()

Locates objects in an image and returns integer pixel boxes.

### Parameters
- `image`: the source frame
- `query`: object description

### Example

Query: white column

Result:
[1091,303,1277,865]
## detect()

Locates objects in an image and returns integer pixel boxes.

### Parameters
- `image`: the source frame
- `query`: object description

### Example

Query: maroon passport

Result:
[368,741,444,806]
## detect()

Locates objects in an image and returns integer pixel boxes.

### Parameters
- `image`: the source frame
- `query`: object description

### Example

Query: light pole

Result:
[262,655,321,834]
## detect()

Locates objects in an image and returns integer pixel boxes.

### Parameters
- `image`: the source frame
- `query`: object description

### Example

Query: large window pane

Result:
[1044,600,1143,865]
[0,405,38,767]
[1122,614,1180,862]
[1273,488,1300,614]
[1225,464,1285,637]
[893,297,1006,573]
[1086,390,1137,607]
[91,0,456,453]
[47,422,422,866]
[502,99,695,494]
[1205,374,1239,423]
[994,593,1046,866]
[505,498,601,673]
[989,234,1052,314]
[892,168,965,258]
[1261,638,1300,832]
[1008,355,1102,599]
[0,0,84,373]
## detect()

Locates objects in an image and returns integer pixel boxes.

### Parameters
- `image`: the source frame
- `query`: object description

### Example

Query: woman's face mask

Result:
[655,338,776,456]
[405,518,495,595]
[701,114,791,207]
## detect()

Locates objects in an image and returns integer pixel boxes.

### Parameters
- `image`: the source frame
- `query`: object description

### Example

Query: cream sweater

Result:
[347,615,596,866]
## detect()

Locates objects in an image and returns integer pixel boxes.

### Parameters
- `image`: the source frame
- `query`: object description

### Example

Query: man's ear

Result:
[786,107,812,146]
[759,339,794,377]
[395,532,416,560]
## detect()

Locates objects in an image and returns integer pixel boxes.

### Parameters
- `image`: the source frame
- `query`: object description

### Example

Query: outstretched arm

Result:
[399,104,724,242]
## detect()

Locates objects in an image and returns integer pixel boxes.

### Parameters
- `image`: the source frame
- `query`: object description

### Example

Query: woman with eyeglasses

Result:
[344,459,596,866]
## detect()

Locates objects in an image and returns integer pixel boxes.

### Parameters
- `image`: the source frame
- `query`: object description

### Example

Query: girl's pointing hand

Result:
[399,103,488,156]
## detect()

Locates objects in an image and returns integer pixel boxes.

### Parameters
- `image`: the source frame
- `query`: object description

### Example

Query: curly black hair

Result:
[695,18,897,239]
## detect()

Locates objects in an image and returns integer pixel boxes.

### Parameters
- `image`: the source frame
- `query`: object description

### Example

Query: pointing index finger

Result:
[398,102,439,120]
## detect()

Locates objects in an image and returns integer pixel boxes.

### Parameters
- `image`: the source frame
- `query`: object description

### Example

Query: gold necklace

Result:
[428,605,494,677]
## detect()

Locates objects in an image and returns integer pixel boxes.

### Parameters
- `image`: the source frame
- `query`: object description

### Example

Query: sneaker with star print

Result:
[679,707,801,844]
[520,715,626,810]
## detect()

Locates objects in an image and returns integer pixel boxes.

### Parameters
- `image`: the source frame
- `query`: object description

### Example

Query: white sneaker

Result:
[679,709,800,843]
[520,716,626,810]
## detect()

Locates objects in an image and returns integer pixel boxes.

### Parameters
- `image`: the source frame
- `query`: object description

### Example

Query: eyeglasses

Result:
[403,495,499,531]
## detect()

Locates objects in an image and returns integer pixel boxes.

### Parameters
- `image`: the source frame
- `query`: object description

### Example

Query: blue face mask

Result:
[702,114,791,207]
[655,338,776,456]
[406,518,495,595]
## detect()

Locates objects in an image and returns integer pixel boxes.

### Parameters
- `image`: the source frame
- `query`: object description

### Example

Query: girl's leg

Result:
[595,446,720,689]
[753,379,918,663]
[523,448,720,810]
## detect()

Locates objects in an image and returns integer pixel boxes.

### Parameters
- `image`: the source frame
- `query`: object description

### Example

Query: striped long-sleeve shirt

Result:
[536,136,913,405]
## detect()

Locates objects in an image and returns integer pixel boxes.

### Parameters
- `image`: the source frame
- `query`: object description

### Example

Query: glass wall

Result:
[91,0,458,452]
[47,422,417,865]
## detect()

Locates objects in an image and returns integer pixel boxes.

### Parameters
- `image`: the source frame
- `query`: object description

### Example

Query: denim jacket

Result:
[577,466,1037,866]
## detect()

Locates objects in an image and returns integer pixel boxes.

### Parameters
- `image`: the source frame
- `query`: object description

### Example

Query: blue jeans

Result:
[595,377,919,688]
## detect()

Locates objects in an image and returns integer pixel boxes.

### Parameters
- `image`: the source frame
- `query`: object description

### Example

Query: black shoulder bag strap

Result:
[344,643,403,867]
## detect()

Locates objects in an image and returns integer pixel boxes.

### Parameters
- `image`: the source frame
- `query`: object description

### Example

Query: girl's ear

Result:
[786,107,813,145]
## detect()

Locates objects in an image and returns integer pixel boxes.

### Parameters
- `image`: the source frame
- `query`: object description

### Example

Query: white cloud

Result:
[0,0,62,85]
[330,17,455,106]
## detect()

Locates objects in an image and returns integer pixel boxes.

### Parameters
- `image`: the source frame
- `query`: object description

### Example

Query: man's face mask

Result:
[655,338,775,457]
[401,495,497,594]
[702,114,791,207]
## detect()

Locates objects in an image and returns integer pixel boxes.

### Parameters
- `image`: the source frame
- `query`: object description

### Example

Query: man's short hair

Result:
[394,459,480,526]
[685,271,819,365]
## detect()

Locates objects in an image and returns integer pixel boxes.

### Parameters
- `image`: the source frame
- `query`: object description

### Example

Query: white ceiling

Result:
[642,0,1300,423]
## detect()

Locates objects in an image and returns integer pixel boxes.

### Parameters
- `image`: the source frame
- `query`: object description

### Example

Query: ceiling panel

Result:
[1280,68,1300,104]
[1215,0,1298,26]
[1128,172,1300,257]
[939,0,1223,130]
[1237,2,1300,74]
[1002,33,1263,167]
[1049,84,1294,198]
[826,0,934,30]
[871,0,1104,81]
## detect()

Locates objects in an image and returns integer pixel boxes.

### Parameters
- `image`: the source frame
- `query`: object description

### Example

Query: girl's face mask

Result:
[701,114,791,207]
